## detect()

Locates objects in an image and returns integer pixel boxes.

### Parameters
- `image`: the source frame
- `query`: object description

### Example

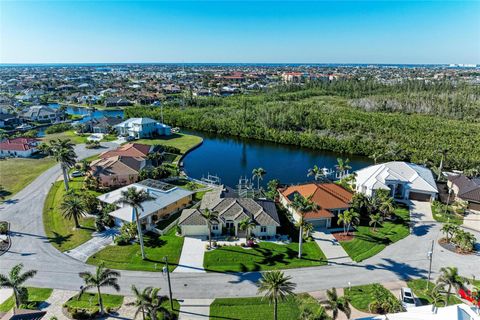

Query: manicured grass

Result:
[136,133,202,154]
[0,157,56,199]
[64,292,123,312]
[43,179,97,251]
[431,202,464,225]
[204,241,327,272]
[87,228,184,272]
[344,283,397,313]
[210,294,317,320]
[156,211,181,230]
[0,287,53,312]
[340,206,410,262]
[407,279,463,306]
[41,130,89,144]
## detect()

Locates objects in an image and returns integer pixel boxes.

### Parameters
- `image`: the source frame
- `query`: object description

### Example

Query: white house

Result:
[114,117,171,139]
[355,161,438,201]
[178,188,280,238]
[363,304,480,320]
[21,105,59,123]
[0,137,39,158]
[97,179,193,231]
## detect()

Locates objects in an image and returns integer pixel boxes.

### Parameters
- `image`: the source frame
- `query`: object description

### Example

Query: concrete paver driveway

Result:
[312,230,352,264]
[174,236,206,273]
[65,228,119,262]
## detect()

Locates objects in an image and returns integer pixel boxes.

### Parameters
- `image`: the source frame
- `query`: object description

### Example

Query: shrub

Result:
[66,306,98,320]
[0,222,8,235]
[114,234,130,246]
[176,225,182,235]
[45,123,72,134]
[212,241,217,247]
[240,243,246,247]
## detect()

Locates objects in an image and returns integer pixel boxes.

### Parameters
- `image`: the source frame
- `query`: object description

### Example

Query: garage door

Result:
[310,219,327,228]
[409,192,431,201]
[468,202,480,211]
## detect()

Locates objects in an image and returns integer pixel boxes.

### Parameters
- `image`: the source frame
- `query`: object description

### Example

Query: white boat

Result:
[16,124,33,130]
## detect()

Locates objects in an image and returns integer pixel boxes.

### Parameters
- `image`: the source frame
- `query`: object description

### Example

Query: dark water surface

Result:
[182,130,372,188]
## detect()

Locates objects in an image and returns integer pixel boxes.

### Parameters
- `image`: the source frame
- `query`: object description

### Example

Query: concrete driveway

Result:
[311,230,352,264]
[174,236,206,273]
[409,200,434,223]
[65,228,119,262]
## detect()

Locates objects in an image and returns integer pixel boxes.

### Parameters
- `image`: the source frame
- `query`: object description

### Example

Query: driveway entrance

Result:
[174,236,206,273]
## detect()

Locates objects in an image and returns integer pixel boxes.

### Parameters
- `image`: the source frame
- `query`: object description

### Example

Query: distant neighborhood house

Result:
[97,179,193,231]
[104,97,132,107]
[355,161,438,202]
[0,137,39,157]
[279,182,353,229]
[20,105,59,123]
[114,117,171,139]
[447,173,480,212]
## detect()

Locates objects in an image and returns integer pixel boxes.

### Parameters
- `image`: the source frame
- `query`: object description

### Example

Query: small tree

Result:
[239,218,256,244]
[436,266,466,305]
[201,208,219,249]
[60,195,87,229]
[48,139,77,191]
[78,264,121,316]
[289,194,318,259]
[128,285,172,320]
[441,222,458,242]
[0,264,37,309]
[325,287,351,320]
[338,209,360,236]
[369,213,383,232]
[252,167,267,191]
[257,271,296,320]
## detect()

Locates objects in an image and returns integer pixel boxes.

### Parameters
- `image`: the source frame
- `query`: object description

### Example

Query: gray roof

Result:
[179,191,280,227]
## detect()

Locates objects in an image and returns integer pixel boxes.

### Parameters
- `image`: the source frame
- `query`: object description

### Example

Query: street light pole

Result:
[427,240,434,289]
[163,256,174,310]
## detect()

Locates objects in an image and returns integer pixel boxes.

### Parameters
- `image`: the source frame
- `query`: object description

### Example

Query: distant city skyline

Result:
[1,1,479,64]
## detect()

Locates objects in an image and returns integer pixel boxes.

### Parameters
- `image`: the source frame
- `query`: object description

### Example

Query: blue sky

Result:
[1,1,479,64]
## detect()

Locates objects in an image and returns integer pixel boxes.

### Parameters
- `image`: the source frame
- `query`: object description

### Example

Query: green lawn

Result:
[407,279,463,306]
[43,179,97,251]
[431,202,464,225]
[340,206,410,262]
[41,130,89,144]
[204,241,327,272]
[136,133,202,154]
[210,294,317,320]
[0,287,53,312]
[344,283,398,313]
[156,211,182,230]
[64,292,123,313]
[0,157,56,199]
[87,228,184,272]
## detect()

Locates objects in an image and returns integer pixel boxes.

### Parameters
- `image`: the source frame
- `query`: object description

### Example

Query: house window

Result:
[260,226,267,233]
[212,225,219,231]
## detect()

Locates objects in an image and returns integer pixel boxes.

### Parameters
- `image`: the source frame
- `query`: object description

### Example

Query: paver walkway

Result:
[0,288,12,305]
[311,230,352,264]
[174,236,206,273]
[65,228,119,262]
[178,299,213,320]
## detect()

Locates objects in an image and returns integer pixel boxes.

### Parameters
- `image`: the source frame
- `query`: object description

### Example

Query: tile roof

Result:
[449,173,480,202]
[0,137,38,151]
[100,143,151,159]
[90,156,144,177]
[279,183,353,220]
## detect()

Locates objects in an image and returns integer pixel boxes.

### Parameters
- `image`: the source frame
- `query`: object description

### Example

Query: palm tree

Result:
[369,213,383,232]
[441,222,458,243]
[48,139,77,191]
[78,264,121,316]
[257,271,296,320]
[307,165,326,182]
[303,222,314,239]
[116,187,154,260]
[289,193,318,259]
[201,208,219,248]
[239,218,256,243]
[60,195,87,229]
[252,167,267,191]
[79,159,91,175]
[324,287,351,320]
[0,264,37,309]
[379,196,395,219]
[369,151,384,165]
[128,285,172,320]
[437,148,449,182]
[429,285,447,307]
[436,267,466,305]
[147,152,164,167]
[336,158,352,176]
[338,209,360,236]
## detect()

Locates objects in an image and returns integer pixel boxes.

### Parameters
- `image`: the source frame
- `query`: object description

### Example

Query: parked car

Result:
[400,287,417,309]
[71,170,84,178]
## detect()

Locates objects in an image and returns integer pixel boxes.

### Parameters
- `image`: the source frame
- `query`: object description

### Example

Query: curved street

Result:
[1,143,479,299]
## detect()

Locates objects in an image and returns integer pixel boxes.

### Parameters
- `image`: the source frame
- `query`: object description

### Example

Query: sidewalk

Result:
[178,299,213,320]
[65,228,119,262]
[312,230,352,264]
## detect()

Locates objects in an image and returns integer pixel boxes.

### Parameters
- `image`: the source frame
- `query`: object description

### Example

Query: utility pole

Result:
[163,256,174,310]
[427,240,434,289]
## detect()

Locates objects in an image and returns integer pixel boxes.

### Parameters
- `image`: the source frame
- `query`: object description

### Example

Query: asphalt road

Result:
[1,145,479,298]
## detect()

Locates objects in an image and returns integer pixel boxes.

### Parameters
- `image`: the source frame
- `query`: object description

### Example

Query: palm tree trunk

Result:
[61,164,70,191]
[274,297,278,320]
[74,215,80,229]
[447,284,451,305]
[298,226,303,259]
[13,289,20,308]
[97,286,104,315]
[135,208,146,260]
[208,224,212,248]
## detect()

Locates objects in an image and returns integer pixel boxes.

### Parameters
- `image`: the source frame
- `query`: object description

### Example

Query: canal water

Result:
[46,104,372,187]
[182,130,372,188]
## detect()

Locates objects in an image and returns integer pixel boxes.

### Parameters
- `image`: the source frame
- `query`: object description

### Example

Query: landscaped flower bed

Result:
[63,292,124,319]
